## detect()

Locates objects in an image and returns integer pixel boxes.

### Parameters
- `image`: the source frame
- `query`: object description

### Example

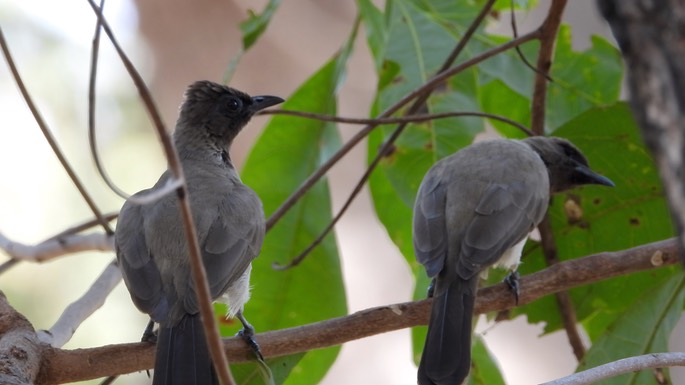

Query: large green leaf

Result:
[546,25,623,130]
[233,31,355,383]
[577,272,685,385]
[479,25,623,135]
[514,103,676,334]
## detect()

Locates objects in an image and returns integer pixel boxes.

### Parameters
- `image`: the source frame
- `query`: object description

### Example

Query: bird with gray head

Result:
[115,80,283,385]
[413,136,614,385]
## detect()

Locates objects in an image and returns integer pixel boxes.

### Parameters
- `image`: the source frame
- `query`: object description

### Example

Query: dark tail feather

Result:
[418,277,477,385]
[153,314,218,385]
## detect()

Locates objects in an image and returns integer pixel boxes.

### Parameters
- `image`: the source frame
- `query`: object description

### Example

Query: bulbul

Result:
[115,80,283,385]
[413,137,614,385]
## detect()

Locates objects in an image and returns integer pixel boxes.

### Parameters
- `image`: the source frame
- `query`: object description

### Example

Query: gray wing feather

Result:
[458,181,547,279]
[115,197,168,321]
[183,189,265,314]
[413,167,448,278]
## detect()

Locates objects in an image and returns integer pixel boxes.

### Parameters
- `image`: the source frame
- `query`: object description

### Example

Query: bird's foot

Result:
[140,319,157,344]
[427,279,436,298]
[238,327,264,361]
[504,271,520,305]
[237,312,264,361]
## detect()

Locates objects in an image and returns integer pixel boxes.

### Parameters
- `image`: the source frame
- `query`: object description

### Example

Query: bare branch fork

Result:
[32,237,679,384]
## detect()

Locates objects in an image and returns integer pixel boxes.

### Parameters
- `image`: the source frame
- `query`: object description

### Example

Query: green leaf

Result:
[232,355,303,385]
[514,103,675,333]
[546,25,623,130]
[240,0,283,50]
[468,335,506,385]
[235,26,357,384]
[479,79,531,139]
[577,272,685,385]
[223,0,283,82]
[357,0,387,71]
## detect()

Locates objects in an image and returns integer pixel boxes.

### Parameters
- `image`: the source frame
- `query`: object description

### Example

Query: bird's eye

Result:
[226,98,241,112]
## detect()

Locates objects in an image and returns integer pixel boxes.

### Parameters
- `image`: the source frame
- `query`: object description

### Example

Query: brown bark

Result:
[0,293,42,385]
[599,0,685,262]
[35,238,679,384]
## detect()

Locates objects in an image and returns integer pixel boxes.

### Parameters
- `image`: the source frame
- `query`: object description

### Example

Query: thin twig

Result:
[88,0,129,200]
[530,0,567,135]
[527,0,586,362]
[0,27,114,236]
[0,232,113,263]
[260,109,533,136]
[83,2,235,384]
[0,213,119,274]
[540,352,685,385]
[510,0,552,81]
[538,215,586,360]
[38,237,680,383]
[266,24,540,232]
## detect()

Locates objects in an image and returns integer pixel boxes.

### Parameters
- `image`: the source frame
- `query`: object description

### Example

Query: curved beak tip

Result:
[251,95,284,112]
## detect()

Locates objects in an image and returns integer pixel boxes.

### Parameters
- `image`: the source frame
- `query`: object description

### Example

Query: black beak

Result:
[250,95,284,113]
[574,165,615,187]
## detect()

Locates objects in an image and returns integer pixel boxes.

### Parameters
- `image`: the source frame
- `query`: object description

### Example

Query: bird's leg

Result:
[139,319,157,378]
[236,311,264,361]
[141,319,157,343]
[503,270,520,305]
[427,278,436,298]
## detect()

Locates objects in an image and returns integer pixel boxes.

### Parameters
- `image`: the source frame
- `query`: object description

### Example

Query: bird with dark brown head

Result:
[414,136,613,385]
[115,80,283,385]
[174,80,284,161]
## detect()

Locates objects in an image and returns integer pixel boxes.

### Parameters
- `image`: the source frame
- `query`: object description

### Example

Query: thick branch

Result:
[37,238,679,384]
[0,292,42,385]
[598,0,685,262]
[540,352,685,385]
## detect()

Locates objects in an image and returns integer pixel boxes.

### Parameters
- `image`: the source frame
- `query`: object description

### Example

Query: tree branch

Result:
[0,213,117,274]
[530,0,567,135]
[260,109,533,136]
[36,238,679,384]
[540,352,685,385]
[598,0,685,263]
[0,292,41,385]
[0,232,113,263]
[37,261,121,348]
[527,0,587,362]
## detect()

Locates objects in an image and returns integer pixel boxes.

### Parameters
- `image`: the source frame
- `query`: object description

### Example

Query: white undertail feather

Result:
[480,234,530,279]
[220,263,252,318]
